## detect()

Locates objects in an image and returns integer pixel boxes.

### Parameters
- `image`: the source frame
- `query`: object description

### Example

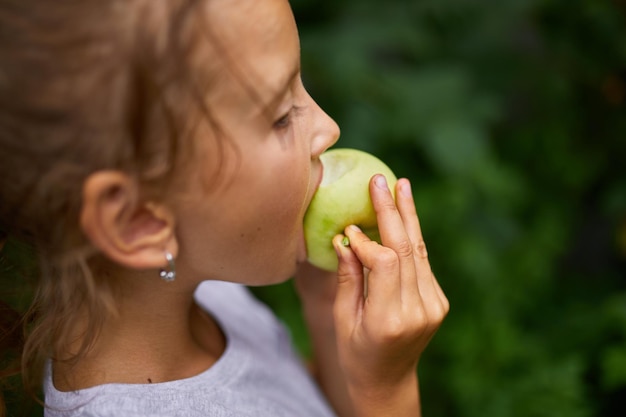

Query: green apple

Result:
[303,148,398,271]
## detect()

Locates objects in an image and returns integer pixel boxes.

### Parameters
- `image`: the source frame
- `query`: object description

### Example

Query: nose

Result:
[309,98,340,159]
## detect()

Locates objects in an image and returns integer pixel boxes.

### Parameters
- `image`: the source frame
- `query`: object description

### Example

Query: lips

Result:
[308,163,324,209]
[297,163,324,264]
[304,163,324,210]
[315,163,324,193]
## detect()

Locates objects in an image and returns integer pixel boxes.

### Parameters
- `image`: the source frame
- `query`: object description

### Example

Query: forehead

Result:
[199,0,300,110]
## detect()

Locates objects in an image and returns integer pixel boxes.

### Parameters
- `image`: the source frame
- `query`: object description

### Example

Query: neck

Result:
[53,267,226,391]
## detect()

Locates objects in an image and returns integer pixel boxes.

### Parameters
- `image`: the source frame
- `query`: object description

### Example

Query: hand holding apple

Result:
[303,148,398,271]
[303,150,449,415]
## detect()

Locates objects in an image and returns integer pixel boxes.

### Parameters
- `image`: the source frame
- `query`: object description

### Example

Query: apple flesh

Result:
[304,148,398,271]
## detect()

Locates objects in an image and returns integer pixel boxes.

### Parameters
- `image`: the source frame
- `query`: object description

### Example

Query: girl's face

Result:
[174,0,339,285]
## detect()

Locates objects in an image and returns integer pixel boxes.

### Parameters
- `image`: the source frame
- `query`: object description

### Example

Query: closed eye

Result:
[273,105,304,130]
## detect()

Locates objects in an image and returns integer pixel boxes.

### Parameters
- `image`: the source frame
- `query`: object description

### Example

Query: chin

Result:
[245,272,293,287]
[243,257,299,287]
[273,261,300,284]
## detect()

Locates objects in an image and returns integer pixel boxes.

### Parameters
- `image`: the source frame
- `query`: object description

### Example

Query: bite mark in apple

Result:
[303,148,398,271]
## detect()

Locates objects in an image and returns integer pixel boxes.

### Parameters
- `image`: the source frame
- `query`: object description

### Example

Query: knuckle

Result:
[377,316,406,343]
[423,299,449,329]
[441,296,450,317]
[429,304,447,325]
[335,268,352,286]
[413,239,428,259]
[395,239,413,258]
[406,309,431,339]
[413,305,429,327]
[374,248,399,270]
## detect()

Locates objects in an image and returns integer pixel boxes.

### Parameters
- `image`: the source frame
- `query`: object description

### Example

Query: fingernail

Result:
[400,178,412,197]
[348,224,361,233]
[333,236,346,257]
[374,175,387,190]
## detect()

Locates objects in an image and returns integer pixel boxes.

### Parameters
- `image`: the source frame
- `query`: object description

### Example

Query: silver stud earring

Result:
[159,251,176,282]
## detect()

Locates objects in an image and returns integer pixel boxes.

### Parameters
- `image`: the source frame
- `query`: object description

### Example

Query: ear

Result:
[80,171,177,271]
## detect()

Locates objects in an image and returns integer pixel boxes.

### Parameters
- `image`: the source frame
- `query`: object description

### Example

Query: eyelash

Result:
[273,106,303,130]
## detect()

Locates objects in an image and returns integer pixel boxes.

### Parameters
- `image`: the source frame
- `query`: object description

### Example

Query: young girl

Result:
[0,0,449,415]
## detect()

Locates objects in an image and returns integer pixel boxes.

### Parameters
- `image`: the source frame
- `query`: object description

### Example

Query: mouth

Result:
[304,162,324,209]
[297,163,324,264]
[315,163,324,193]
[307,163,324,209]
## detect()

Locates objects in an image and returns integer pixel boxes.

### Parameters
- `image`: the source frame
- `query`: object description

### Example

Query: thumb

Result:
[333,234,365,326]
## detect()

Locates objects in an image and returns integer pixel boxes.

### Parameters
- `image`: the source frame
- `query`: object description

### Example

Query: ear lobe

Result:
[80,171,177,271]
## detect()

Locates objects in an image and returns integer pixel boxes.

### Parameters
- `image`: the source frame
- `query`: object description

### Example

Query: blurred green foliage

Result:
[254,0,626,416]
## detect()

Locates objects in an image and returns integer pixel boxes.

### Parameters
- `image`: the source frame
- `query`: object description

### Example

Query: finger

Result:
[369,174,419,298]
[344,225,400,305]
[394,179,429,267]
[395,178,445,312]
[333,233,365,327]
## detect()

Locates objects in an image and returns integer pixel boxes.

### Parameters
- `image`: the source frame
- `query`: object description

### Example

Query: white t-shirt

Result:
[43,280,337,417]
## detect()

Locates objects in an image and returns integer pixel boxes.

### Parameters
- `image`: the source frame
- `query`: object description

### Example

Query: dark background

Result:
[254,1,626,416]
[2,0,626,415]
